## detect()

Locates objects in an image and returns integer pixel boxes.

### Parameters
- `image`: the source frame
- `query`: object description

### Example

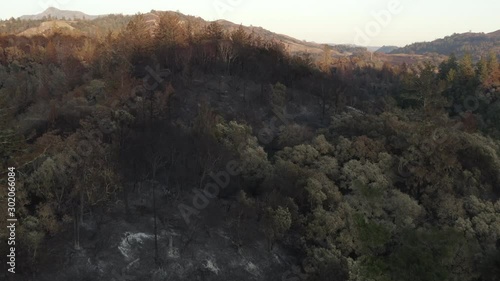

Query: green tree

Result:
[388,228,473,281]
[271,82,287,111]
[263,206,292,251]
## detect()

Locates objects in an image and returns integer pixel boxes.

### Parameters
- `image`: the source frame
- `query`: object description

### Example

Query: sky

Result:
[1,0,499,47]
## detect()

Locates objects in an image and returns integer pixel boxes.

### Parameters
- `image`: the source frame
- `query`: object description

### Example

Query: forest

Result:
[0,11,500,281]
[391,30,500,60]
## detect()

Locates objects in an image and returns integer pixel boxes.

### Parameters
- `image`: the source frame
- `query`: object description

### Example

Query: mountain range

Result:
[375,46,399,54]
[5,8,500,62]
[391,30,500,59]
[19,7,99,20]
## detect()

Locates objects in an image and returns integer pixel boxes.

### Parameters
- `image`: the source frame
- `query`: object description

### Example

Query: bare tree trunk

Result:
[74,207,81,250]
[150,94,154,128]
[243,80,247,103]
[152,167,159,264]
[80,191,84,225]
[120,129,130,218]
[153,182,158,264]
[236,210,243,248]
[321,84,326,122]
[168,235,173,256]
[124,183,130,217]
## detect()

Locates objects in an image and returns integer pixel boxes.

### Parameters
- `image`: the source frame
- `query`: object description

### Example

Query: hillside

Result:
[229,23,333,55]
[14,8,328,54]
[376,45,399,53]
[18,20,75,36]
[9,8,500,63]
[8,9,333,57]
[391,30,500,59]
[11,9,491,65]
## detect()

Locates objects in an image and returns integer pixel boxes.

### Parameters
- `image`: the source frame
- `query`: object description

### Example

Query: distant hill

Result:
[366,46,382,52]
[19,7,98,20]
[18,20,75,36]
[7,9,335,57]
[375,45,399,53]
[390,30,500,59]
[335,44,368,54]
[0,9,430,66]
[185,17,339,56]
[328,43,371,52]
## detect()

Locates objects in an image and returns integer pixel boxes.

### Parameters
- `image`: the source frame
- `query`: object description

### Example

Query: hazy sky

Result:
[1,0,499,46]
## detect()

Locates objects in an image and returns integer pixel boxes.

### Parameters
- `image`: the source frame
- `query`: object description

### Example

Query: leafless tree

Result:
[218,40,238,75]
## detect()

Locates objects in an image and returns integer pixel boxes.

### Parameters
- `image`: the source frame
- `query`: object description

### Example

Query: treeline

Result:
[391,31,500,60]
[0,14,131,36]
